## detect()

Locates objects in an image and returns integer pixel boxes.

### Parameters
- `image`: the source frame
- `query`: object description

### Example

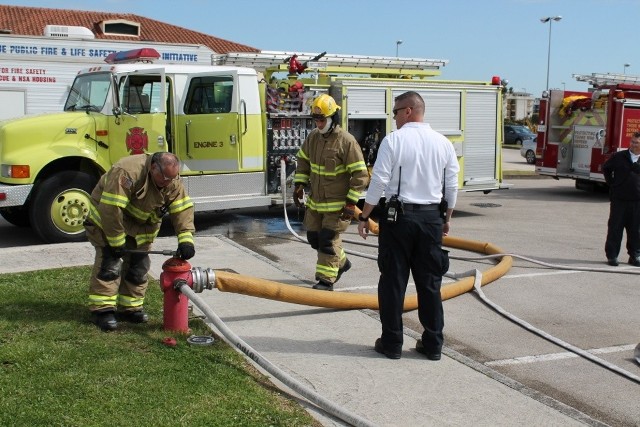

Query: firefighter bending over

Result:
[293,94,369,290]
[84,152,195,331]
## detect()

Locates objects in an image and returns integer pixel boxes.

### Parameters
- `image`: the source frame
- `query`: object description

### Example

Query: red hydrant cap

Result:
[162,257,192,272]
[162,337,177,347]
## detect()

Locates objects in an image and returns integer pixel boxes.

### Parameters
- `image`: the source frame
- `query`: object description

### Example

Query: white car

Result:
[520,138,537,164]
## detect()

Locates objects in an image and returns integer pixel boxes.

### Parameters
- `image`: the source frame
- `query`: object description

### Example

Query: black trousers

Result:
[377,209,449,354]
[605,198,640,259]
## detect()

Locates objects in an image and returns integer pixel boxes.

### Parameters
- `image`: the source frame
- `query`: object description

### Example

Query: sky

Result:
[2,0,639,96]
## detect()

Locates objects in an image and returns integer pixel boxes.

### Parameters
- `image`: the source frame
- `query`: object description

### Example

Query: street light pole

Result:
[540,16,562,91]
[624,63,630,74]
[395,40,403,58]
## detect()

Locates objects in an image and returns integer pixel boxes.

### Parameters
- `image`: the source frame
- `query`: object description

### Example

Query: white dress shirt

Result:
[365,122,459,208]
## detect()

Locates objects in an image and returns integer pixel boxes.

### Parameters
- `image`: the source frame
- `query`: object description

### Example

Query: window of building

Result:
[100,19,140,37]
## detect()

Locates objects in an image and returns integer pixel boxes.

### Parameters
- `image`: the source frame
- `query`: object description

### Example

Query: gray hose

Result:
[467,268,640,385]
[180,284,377,427]
[280,159,376,261]
[453,253,640,275]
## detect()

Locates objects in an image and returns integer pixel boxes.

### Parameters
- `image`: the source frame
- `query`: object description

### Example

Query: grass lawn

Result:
[0,267,319,427]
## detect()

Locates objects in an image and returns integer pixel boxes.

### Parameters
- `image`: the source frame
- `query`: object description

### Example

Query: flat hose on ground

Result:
[181,285,377,427]
[213,235,512,310]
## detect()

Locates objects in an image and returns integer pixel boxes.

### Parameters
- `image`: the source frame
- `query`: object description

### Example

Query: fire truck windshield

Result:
[64,72,111,112]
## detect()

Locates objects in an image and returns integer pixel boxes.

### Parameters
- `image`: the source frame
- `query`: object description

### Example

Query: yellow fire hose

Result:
[213,217,512,310]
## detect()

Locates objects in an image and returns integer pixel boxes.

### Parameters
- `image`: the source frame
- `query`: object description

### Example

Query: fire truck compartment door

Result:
[109,70,168,164]
[569,125,604,175]
[461,91,499,188]
[345,88,387,118]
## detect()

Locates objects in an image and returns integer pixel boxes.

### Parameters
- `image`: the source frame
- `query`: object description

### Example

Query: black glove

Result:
[293,184,305,208]
[176,242,195,260]
[341,203,356,221]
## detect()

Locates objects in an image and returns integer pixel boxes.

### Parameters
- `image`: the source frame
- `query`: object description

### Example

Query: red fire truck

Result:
[536,73,640,190]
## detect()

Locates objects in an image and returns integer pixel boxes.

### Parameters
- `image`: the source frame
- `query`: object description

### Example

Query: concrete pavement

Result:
[0,236,601,426]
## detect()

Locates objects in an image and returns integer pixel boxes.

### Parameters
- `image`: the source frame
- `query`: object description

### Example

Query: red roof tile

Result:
[0,4,259,54]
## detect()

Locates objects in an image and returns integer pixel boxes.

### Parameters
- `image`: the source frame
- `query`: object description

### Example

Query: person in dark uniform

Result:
[603,131,640,267]
[357,91,459,360]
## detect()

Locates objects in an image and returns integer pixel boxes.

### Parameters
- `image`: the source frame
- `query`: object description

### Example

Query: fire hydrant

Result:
[159,257,216,333]
[160,257,193,333]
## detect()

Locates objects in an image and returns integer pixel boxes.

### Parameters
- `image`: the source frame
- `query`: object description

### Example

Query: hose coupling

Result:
[191,267,216,293]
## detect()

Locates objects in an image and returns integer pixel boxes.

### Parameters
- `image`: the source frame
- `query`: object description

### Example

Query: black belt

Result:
[402,203,439,211]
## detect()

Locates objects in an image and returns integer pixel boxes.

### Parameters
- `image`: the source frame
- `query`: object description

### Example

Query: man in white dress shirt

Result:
[358,91,459,360]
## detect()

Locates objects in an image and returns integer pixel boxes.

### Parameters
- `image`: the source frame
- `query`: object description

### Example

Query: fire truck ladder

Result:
[212,51,449,77]
[573,73,640,87]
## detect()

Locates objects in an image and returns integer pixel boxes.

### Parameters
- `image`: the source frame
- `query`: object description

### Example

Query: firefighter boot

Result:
[91,310,117,332]
[312,280,334,291]
[336,258,352,282]
[116,309,149,324]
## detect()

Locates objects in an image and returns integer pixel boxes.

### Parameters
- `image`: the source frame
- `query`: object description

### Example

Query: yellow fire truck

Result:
[0,48,508,243]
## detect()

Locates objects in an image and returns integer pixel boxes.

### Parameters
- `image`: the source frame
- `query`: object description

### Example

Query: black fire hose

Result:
[124,249,177,256]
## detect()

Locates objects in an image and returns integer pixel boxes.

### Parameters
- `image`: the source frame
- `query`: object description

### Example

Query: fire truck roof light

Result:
[104,48,161,64]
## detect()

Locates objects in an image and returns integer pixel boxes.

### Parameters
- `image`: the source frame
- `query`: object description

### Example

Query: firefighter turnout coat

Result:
[294,126,368,283]
[87,153,195,248]
[294,126,369,211]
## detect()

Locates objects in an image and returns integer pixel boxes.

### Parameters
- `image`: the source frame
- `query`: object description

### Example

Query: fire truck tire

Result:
[0,206,30,227]
[29,171,96,243]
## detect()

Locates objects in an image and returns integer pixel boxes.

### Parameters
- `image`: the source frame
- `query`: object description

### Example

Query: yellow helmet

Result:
[311,94,340,118]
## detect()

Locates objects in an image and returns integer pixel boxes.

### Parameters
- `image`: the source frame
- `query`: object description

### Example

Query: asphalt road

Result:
[2,150,639,426]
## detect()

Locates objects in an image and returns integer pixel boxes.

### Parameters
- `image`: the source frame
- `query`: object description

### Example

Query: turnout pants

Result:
[85,224,152,313]
[303,209,350,284]
[377,209,449,355]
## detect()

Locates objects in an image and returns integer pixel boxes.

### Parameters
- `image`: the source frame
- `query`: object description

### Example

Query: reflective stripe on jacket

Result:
[88,153,195,247]
[294,126,368,212]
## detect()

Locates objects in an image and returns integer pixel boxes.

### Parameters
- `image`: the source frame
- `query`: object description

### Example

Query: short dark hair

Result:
[395,91,425,113]
[152,152,179,169]
[633,131,640,139]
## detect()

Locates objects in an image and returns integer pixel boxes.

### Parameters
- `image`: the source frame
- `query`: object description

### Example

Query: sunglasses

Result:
[392,106,410,117]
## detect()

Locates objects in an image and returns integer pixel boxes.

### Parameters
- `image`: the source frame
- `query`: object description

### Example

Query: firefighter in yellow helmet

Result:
[293,94,369,290]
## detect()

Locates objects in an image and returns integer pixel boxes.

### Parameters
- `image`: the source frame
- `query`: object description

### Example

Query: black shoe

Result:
[116,310,149,323]
[415,339,441,361]
[607,258,619,266]
[374,338,401,360]
[336,259,352,282]
[312,280,334,291]
[91,311,117,332]
[629,257,640,267]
